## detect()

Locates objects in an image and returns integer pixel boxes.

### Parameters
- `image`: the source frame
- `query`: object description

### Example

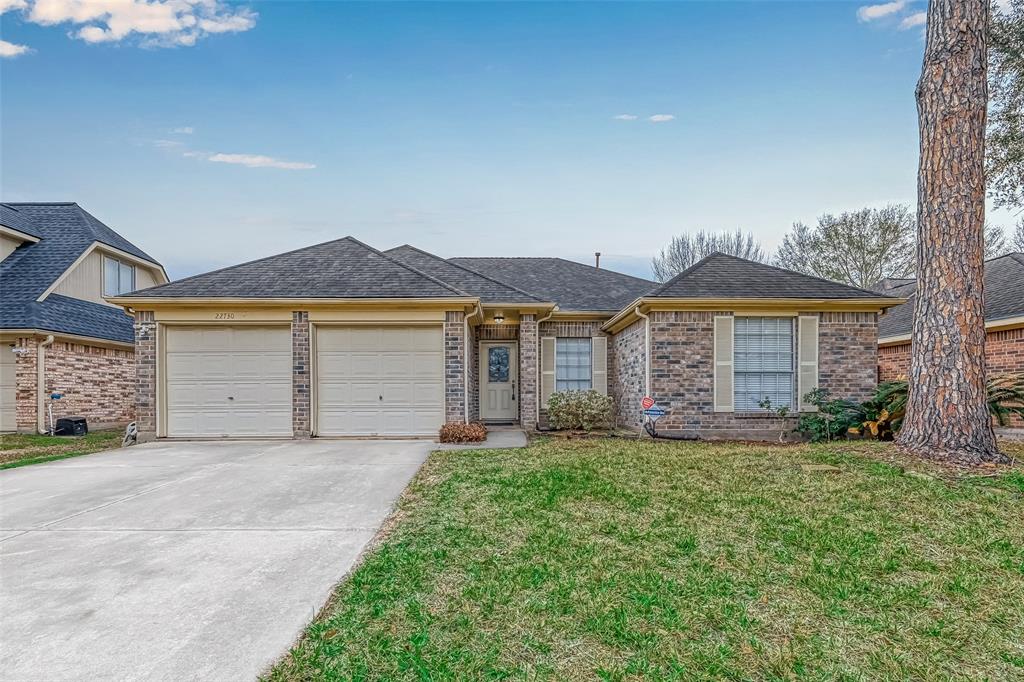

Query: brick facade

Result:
[610,319,646,429]
[292,311,311,438]
[537,320,609,426]
[518,314,538,428]
[638,310,878,440]
[444,311,467,423]
[134,311,157,441]
[10,335,135,433]
[879,325,1024,427]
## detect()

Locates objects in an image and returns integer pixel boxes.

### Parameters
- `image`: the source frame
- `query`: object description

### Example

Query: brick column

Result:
[519,314,538,429]
[444,311,466,423]
[14,337,38,432]
[292,311,311,438]
[134,311,157,441]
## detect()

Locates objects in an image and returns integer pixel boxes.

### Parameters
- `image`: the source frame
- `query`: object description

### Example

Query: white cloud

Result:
[898,11,926,29]
[857,1,906,22]
[649,114,675,123]
[205,153,316,170]
[0,0,27,13]
[0,39,31,57]
[171,126,194,134]
[10,0,256,48]
[612,114,638,121]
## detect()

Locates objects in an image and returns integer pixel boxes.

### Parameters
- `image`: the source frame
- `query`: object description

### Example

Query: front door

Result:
[480,342,518,422]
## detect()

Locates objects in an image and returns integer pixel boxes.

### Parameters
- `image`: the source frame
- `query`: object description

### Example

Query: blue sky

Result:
[1,1,1015,280]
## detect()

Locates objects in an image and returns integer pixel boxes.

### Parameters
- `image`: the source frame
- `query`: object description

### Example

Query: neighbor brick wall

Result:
[644,310,878,440]
[444,311,467,423]
[879,326,1024,426]
[611,319,646,429]
[134,311,157,441]
[518,314,538,428]
[14,337,38,431]
[43,341,135,428]
[292,311,311,438]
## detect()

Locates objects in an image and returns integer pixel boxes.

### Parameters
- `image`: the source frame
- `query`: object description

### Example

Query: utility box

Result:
[54,417,88,437]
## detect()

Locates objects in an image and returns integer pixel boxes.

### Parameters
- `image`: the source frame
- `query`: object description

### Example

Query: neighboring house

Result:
[876,253,1024,381]
[108,238,900,441]
[0,203,167,433]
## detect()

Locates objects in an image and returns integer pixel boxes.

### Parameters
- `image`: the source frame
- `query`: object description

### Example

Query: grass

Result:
[0,429,123,469]
[270,438,1024,681]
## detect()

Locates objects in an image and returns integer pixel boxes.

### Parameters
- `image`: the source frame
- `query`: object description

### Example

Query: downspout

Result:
[634,306,651,398]
[36,335,55,434]
[465,303,482,423]
[535,308,556,428]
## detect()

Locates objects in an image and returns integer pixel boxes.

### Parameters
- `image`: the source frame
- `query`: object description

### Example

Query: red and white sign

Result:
[641,396,655,410]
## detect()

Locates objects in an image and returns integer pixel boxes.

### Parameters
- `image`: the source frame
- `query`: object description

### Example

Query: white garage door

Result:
[316,325,443,436]
[165,326,291,438]
[1,342,16,432]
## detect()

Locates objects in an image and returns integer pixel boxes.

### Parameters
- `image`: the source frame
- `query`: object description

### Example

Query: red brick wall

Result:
[14,336,135,432]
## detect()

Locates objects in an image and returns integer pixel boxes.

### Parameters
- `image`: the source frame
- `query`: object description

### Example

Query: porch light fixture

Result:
[493,313,505,324]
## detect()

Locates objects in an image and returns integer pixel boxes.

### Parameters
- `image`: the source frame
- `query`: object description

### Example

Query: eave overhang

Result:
[603,296,907,334]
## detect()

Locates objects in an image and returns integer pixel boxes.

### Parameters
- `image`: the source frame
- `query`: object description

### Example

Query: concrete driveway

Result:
[0,439,431,681]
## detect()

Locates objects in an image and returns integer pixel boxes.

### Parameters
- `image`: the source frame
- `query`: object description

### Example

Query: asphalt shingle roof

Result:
[126,237,472,299]
[385,245,548,304]
[648,253,896,300]
[0,203,161,343]
[878,252,1024,339]
[0,204,43,239]
[449,257,655,312]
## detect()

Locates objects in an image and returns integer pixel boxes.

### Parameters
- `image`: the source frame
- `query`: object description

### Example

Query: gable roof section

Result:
[1,203,164,343]
[449,256,655,312]
[123,237,471,299]
[0,204,43,239]
[648,252,896,300]
[385,245,548,304]
[879,252,1024,340]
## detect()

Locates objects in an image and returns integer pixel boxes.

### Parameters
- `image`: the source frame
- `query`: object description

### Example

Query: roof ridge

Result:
[389,245,548,302]
[452,255,655,285]
[349,238,472,298]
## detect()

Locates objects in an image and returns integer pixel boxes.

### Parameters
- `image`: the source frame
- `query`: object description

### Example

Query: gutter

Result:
[36,335,54,434]
[634,306,651,398]
[535,308,557,428]
[465,303,483,423]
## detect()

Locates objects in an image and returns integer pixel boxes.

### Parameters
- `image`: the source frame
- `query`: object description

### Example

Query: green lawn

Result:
[271,438,1024,681]
[0,429,123,469]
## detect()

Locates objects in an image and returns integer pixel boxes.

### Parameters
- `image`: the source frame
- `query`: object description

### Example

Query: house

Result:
[108,238,900,441]
[0,203,167,433]
[876,253,1024,381]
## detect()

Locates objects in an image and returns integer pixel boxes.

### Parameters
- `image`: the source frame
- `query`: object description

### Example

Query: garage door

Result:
[316,326,443,436]
[165,326,291,437]
[1,342,16,432]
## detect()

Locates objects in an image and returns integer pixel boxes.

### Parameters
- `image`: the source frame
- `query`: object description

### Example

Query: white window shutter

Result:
[591,336,608,394]
[713,316,734,412]
[798,315,819,412]
[540,336,556,407]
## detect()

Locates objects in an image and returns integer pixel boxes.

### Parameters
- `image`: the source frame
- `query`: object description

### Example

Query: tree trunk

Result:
[898,0,1006,465]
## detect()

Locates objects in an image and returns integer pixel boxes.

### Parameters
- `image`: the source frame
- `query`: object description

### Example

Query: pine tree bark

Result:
[897,0,1006,465]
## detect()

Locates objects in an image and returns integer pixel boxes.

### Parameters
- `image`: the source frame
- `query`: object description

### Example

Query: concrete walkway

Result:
[0,439,431,681]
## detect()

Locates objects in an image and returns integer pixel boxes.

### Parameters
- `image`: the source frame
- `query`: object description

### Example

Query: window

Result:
[734,317,794,411]
[555,338,592,391]
[103,256,135,296]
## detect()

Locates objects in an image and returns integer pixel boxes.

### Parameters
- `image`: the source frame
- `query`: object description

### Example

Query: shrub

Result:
[547,390,614,432]
[439,421,488,443]
[796,388,864,443]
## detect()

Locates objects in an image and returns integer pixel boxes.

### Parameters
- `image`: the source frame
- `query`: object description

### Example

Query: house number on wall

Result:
[214,312,236,320]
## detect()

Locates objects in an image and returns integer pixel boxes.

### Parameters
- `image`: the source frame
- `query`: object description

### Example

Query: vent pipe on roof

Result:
[594,252,601,269]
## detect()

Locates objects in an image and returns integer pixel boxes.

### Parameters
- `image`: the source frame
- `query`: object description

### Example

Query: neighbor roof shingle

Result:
[0,204,43,239]
[0,203,162,343]
[385,245,548,304]
[648,253,897,300]
[448,257,655,312]
[124,237,472,299]
[878,252,1024,339]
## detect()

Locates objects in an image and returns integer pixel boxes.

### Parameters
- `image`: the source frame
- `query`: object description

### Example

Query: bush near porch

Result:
[270,439,1024,681]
